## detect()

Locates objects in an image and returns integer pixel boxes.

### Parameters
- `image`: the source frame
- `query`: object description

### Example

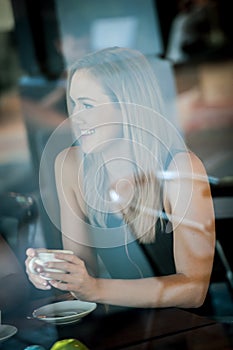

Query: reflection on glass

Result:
[55,0,163,66]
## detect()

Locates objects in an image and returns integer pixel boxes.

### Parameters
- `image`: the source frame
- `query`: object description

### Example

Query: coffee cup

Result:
[28,250,73,280]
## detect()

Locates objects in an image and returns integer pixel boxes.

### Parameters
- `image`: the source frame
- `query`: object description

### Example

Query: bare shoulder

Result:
[168,150,207,178]
[55,146,83,187]
[55,146,81,168]
[164,151,210,212]
[55,146,82,172]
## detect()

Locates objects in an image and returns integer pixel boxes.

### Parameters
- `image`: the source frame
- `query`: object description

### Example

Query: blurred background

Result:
[0,0,232,321]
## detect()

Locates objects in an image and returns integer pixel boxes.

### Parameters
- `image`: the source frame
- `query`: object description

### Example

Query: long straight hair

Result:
[67,47,182,243]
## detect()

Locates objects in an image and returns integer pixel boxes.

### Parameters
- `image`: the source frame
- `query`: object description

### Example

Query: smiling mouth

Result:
[80,129,96,136]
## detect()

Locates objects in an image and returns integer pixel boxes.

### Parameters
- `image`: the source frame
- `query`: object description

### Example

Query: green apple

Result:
[50,338,89,350]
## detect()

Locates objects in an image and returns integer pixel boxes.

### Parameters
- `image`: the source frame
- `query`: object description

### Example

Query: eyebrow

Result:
[77,97,97,102]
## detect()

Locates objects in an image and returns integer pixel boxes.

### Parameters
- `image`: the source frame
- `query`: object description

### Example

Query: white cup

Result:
[28,250,74,280]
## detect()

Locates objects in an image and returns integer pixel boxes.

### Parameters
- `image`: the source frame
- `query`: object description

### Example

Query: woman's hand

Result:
[40,252,98,301]
[25,248,51,290]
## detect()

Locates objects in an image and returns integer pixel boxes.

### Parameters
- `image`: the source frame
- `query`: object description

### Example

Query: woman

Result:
[26,47,215,309]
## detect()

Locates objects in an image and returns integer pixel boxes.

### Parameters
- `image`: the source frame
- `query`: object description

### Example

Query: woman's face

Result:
[69,70,123,154]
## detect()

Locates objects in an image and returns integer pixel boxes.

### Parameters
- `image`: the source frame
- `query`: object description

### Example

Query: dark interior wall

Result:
[11,0,64,78]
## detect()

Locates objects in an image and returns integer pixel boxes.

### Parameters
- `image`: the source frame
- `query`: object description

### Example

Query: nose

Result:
[71,115,85,129]
[70,106,85,125]
[72,103,81,117]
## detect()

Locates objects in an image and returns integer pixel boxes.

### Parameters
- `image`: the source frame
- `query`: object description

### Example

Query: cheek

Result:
[88,106,123,139]
[106,124,123,139]
[102,108,123,139]
[100,105,122,123]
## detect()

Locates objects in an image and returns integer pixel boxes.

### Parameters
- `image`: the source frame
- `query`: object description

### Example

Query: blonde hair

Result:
[67,47,180,243]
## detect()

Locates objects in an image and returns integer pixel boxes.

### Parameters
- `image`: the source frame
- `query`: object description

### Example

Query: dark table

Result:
[0,294,231,350]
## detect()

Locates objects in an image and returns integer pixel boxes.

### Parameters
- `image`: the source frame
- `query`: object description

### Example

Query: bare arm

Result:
[24,146,98,291]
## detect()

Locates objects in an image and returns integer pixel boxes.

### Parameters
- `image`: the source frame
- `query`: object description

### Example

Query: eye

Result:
[83,103,94,109]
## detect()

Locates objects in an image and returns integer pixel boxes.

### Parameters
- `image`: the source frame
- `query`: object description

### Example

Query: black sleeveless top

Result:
[84,148,189,279]
[96,151,182,279]
[96,209,176,279]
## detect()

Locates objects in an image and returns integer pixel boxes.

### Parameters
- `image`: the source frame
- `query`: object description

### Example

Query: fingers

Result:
[27,272,52,290]
[45,259,82,272]
[26,247,47,257]
[49,279,71,291]
[26,268,51,290]
[53,252,79,264]
[43,253,83,272]
[25,250,87,293]
[40,260,85,290]
[40,265,77,282]
[25,248,52,290]
[26,248,36,257]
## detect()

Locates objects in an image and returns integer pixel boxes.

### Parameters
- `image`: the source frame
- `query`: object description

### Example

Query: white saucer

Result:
[32,300,97,325]
[0,324,17,342]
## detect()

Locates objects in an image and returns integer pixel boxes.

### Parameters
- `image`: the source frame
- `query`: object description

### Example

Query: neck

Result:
[102,140,134,185]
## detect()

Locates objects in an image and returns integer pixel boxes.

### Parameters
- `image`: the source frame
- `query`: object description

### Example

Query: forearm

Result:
[94,273,208,308]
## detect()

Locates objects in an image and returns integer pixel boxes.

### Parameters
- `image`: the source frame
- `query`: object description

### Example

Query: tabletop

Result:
[0,293,231,350]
